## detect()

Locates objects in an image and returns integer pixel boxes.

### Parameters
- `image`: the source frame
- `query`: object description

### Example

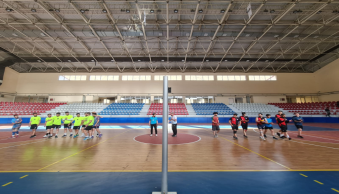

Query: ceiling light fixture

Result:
[225,60,228,61]
[174,9,178,13]
[150,9,154,13]
[161,60,165,62]
[37,60,41,62]
[138,60,141,62]
[205,60,209,62]
[182,60,185,62]
[314,36,319,38]
[220,9,225,13]
[274,35,279,38]
[12,33,18,37]
[80,9,85,13]
[270,9,275,13]
[198,9,203,13]
[40,32,46,36]
[294,35,299,38]
[102,9,107,13]
[31,8,36,12]
[317,11,322,14]
[55,9,60,12]
[68,60,71,62]
[126,9,130,13]
[91,60,95,62]
[263,9,268,12]
[111,59,114,62]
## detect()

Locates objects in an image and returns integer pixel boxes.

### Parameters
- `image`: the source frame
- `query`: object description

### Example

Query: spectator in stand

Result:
[325,107,331,117]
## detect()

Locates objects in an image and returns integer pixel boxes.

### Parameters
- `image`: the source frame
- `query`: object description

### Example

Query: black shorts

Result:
[64,124,72,129]
[85,126,93,131]
[241,124,248,130]
[257,125,265,129]
[82,125,86,128]
[52,125,61,129]
[280,125,288,132]
[30,124,38,130]
[265,126,273,130]
[92,126,100,129]
[231,125,238,130]
[73,126,80,130]
[212,126,220,131]
[46,126,53,130]
[295,125,303,129]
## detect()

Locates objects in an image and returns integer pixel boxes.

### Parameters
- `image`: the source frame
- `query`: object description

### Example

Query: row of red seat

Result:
[148,103,188,115]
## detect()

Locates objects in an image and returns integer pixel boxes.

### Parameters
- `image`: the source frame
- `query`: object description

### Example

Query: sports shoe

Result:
[277,132,281,136]
[30,135,35,138]
[150,134,153,137]
[260,136,265,140]
[91,135,94,139]
[215,134,218,137]
[62,135,67,138]
[289,137,292,140]
[233,136,238,140]
[98,134,103,138]
[280,136,285,139]
[264,134,267,138]
[243,135,248,138]
[48,135,52,139]
[73,134,77,138]
[43,135,48,138]
[297,135,303,138]
[12,136,16,138]
[273,136,278,140]
[173,135,177,137]
[70,134,73,137]
[55,135,58,138]
[156,134,158,137]
[84,137,89,141]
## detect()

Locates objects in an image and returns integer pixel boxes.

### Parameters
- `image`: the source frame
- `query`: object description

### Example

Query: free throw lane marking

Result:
[36,129,131,172]
[300,173,308,177]
[204,129,291,170]
[314,180,324,185]
[19,175,28,179]
[332,188,339,193]
[2,182,12,187]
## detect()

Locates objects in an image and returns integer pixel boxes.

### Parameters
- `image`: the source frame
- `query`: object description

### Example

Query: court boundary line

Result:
[203,129,291,170]
[133,134,201,145]
[36,129,131,172]
[2,169,339,173]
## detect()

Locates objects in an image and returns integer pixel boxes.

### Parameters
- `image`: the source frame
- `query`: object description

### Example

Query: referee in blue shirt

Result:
[149,113,158,137]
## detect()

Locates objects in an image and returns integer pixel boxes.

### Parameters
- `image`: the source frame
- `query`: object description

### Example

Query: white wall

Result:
[252,96,287,104]
[48,95,94,103]
[15,72,318,94]
[0,67,19,93]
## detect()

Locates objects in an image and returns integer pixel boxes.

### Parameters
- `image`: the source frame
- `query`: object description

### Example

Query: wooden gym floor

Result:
[0,123,339,194]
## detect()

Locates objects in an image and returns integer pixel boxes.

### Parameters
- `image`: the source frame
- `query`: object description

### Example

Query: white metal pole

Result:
[162,76,168,194]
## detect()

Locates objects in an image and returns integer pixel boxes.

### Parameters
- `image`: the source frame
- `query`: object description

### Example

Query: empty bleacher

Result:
[0,102,66,116]
[192,103,235,115]
[269,102,338,115]
[100,103,144,115]
[147,103,188,115]
[45,103,106,116]
[230,103,282,116]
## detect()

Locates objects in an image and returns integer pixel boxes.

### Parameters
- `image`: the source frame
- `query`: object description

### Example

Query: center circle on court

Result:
[134,133,201,145]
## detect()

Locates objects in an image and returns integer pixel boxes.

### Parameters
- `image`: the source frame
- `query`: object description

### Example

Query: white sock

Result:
[86,136,89,138]
[64,133,67,135]
[70,133,73,135]
[287,135,290,138]
[280,134,284,137]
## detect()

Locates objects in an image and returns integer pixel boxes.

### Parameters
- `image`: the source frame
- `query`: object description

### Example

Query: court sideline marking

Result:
[36,129,131,172]
[252,128,339,150]
[203,129,291,170]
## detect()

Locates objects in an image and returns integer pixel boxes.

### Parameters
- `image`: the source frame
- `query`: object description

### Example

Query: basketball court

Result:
[1,123,339,194]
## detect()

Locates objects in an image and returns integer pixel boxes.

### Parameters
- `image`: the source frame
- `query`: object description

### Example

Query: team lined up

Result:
[12,112,102,140]
[212,111,304,140]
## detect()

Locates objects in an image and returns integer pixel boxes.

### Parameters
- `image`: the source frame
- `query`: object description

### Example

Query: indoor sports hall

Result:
[0,0,339,194]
